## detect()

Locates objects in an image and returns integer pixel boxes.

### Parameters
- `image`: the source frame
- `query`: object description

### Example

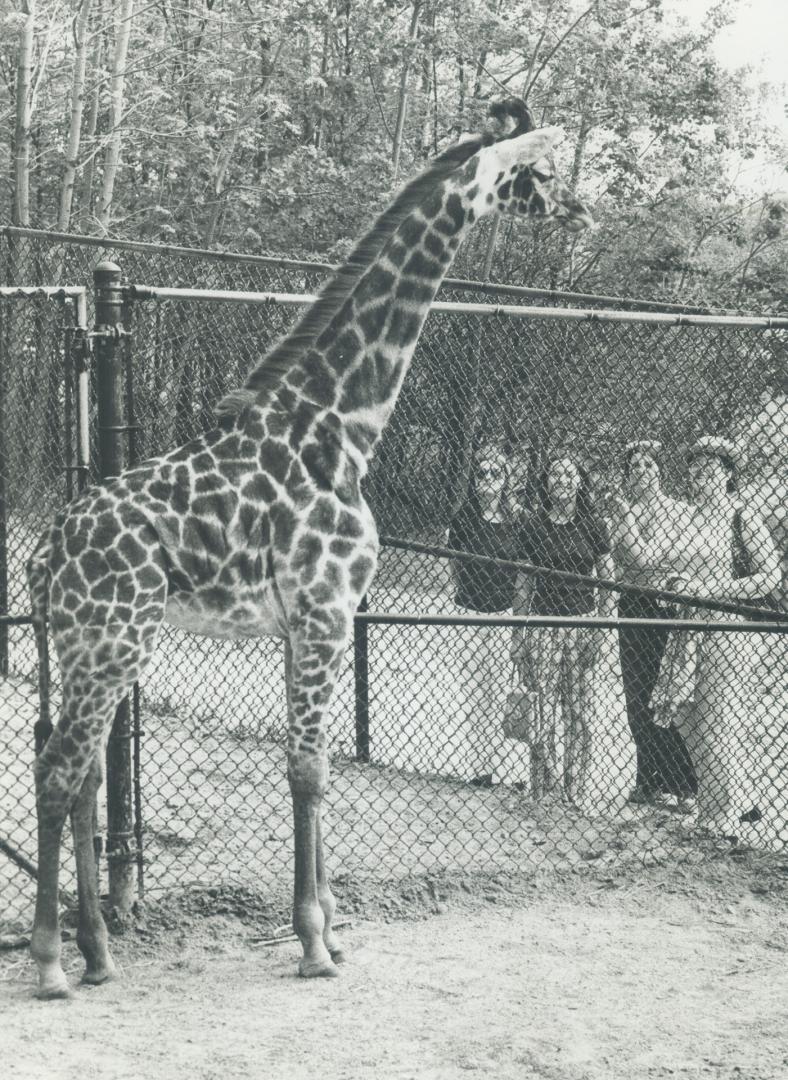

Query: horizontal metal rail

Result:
[128,285,309,306]
[356,612,788,634]
[380,536,788,623]
[5,609,782,635]
[1,226,723,312]
[127,284,788,329]
[0,286,87,304]
[2,225,330,273]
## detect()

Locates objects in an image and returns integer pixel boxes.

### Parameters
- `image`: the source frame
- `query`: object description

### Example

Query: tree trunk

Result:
[13,0,36,227]
[59,0,94,231]
[97,0,135,233]
[481,216,500,281]
[391,0,421,182]
[78,0,104,228]
[418,4,435,157]
[314,11,331,150]
[204,39,284,248]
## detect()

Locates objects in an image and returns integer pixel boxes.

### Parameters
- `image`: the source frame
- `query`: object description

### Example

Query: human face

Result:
[627,451,660,495]
[547,458,582,503]
[475,455,507,500]
[687,453,730,501]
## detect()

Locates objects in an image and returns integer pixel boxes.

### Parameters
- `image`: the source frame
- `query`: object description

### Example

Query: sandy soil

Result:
[2,860,787,1080]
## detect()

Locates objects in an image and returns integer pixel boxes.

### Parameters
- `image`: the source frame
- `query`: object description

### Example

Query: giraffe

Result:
[25,108,593,998]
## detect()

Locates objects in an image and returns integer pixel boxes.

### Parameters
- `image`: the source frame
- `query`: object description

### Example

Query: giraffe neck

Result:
[286,164,485,462]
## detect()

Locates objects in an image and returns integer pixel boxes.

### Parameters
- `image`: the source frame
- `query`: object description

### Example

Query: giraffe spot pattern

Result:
[403,249,444,281]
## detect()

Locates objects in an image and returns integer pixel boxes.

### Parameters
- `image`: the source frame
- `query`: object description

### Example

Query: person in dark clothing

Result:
[511,453,618,802]
[447,446,519,785]
[609,441,698,803]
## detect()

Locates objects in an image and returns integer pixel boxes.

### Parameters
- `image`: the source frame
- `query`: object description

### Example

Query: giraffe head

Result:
[476,126,594,232]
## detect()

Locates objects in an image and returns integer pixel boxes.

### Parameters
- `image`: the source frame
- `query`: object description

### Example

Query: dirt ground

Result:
[3,526,787,1077]
[2,856,788,1080]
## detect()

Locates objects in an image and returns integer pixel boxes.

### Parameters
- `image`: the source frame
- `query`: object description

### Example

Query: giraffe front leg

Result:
[71,754,117,986]
[285,636,345,979]
[315,810,344,964]
[290,787,339,978]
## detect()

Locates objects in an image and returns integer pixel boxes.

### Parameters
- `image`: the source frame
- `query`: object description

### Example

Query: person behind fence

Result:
[608,440,698,805]
[510,452,618,803]
[649,436,781,841]
[734,366,788,612]
[446,445,519,786]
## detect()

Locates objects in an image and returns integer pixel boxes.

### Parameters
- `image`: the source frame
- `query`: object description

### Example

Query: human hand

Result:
[509,631,524,666]
[663,574,708,599]
[606,493,630,520]
[583,627,606,666]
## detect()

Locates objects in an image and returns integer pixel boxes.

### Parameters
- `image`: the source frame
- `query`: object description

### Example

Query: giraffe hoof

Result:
[298,958,340,979]
[36,977,74,1001]
[81,965,117,987]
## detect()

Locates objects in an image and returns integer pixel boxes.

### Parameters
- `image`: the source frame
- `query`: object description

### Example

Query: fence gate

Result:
[0,273,146,927]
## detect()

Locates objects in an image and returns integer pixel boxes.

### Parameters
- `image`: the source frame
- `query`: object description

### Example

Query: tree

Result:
[12,0,35,226]
[58,0,93,231]
[1,0,785,312]
[96,0,134,233]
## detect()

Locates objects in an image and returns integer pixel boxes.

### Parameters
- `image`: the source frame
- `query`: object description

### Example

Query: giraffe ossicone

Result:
[26,105,593,997]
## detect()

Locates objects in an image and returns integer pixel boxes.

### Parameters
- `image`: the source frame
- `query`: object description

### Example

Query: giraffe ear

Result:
[489,126,565,169]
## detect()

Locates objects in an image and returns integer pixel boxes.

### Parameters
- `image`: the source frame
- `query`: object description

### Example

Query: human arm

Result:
[512,563,534,616]
[447,513,467,599]
[723,509,779,601]
[510,569,534,663]
[509,521,536,663]
[594,552,618,617]
[669,509,781,602]
[607,495,656,569]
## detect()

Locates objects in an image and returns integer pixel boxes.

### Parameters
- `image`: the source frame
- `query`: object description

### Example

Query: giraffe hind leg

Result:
[26,549,53,752]
[70,753,116,986]
[32,616,163,999]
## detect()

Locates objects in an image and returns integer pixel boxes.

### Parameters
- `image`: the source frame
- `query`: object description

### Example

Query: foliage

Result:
[0,0,786,309]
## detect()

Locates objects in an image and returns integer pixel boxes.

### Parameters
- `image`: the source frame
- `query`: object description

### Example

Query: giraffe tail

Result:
[26,539,53,754]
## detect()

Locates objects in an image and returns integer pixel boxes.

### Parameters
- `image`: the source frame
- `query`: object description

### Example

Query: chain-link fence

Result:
[0,279,89,925]
[1,227,786,935]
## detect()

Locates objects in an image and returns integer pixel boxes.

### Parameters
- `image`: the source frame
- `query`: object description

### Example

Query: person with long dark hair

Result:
[511,453,618,802]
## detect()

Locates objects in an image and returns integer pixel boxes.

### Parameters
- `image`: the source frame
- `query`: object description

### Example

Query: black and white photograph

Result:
[1,0,787,1076]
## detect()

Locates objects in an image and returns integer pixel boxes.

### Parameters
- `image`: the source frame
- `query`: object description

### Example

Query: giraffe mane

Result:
[215,133,497,419]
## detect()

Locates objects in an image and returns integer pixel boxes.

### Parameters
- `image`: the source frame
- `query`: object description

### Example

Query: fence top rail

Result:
[126,283,788,330]
[358,612,788,634]
[2,225,333,274]
[0,285,86,301]
[1,226,730,314]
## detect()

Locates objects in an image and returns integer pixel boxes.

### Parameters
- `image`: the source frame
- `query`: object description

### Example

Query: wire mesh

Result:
[0,228,786,935]
[120,281,787,905]
[0,286,81,927]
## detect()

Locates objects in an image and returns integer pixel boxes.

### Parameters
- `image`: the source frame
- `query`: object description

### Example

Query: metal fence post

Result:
[353,595,370,763]
[93,259,135,914]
